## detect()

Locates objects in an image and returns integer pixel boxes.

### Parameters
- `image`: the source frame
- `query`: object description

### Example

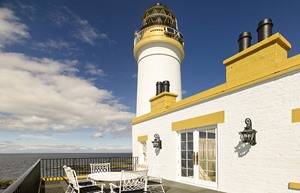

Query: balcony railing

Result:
[3,156,138,193]
[134,25,184,47]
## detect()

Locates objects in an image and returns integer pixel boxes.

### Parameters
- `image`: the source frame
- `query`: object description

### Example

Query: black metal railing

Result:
[40,156,139,178]
[3,159,41,193]
[3,156,138,193]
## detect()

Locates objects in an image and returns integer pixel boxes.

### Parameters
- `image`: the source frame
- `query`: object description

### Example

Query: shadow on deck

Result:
[40,178,223,193]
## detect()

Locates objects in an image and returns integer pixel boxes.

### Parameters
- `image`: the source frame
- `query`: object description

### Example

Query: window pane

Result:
[181,169,186,177]
[181,151,186,159]
[187,159,193,168]
[188,169,194,177]
[207,161,216,171]
[188,142,193,150]
[187,132,193,141]
[207,171,216,182]
[181,160,186,168]
[181,133,186,141]
[199,132,206,138]
[181,142,186,150]
[199,161,206,171]
[187,151,193,159]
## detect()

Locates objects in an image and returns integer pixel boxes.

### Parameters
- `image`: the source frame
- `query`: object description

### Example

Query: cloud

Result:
[50,6,113,46]
[0,141,131,153]
[33,39,79,54]
[85,63,106,77]
[0,52,135,133]
[19,134,59,141]
[0,8,30,49]
[92,132,103,139]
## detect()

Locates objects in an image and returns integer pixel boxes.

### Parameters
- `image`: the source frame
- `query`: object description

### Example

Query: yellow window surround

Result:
[292,108,300,123]
[289,182,300,190]
[138,135,148,142]
[172,111,225,131]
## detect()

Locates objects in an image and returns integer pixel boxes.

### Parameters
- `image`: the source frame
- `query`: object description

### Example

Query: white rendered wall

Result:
[132,69,300,193]
[135,42,182,116]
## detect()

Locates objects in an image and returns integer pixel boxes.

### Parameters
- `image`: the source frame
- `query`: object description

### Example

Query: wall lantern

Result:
[152,134,162,149]
[239,118,257,146]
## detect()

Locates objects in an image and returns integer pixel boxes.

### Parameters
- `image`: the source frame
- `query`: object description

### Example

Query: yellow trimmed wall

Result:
[138,135,148,142]
[172,111,225,131]
[292,108,300,123]
[289,182,300,190]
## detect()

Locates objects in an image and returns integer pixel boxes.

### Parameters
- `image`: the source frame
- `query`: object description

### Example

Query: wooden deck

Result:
[40,178,223,193]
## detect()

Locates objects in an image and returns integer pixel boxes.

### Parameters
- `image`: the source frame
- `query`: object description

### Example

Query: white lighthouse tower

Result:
[133,3,185,116]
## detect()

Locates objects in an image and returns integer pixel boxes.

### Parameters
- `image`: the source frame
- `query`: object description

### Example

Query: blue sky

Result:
[0,0,299,153]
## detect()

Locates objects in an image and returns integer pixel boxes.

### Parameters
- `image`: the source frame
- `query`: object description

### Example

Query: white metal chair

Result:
[147,164,165,193]
[136,163,148,171]
[109,170,148,193]
[90,163,111,173]
[89,163,110,186]
[63,165,94,193]
[69,169,104,193]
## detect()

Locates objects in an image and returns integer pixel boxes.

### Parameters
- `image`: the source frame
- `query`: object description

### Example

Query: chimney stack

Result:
[257,18,273,42]
[238,32,252,52]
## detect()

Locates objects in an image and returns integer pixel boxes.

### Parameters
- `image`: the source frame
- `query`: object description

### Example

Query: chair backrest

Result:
[63,165,73,184]
[68,169,80,191]
[90,163,111,173]
[148,164,164,182]
[120,170,148,192]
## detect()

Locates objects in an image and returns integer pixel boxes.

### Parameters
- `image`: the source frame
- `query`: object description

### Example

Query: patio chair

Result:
[63,165,94,193]
[147,164,165,193]
[90,163,111,173]
[89,163,110,186]
[69,169,104,193]
[109,170,148,193]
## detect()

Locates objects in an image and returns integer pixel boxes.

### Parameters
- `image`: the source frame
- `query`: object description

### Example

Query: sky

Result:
[0,0,299,153]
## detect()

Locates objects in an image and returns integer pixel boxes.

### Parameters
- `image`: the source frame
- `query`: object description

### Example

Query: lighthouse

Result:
[133,3,185,116]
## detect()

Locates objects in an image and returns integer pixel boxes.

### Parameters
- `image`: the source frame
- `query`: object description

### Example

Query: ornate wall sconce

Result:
[152,134,162,149]
[239,118,257,146]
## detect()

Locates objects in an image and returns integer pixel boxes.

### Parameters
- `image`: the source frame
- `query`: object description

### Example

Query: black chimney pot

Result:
[257,18,273,42]
[162,80,170,92]
[238,32,252,52]
[156,81,163,95]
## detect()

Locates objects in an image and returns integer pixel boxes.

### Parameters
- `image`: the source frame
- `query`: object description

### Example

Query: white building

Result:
[132,3,300,193]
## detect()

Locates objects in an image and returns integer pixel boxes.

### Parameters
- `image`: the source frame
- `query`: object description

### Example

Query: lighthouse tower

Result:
[133,3,185,116]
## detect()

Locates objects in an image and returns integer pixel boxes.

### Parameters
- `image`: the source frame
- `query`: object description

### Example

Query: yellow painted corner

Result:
[289,182,300,190]
[138,135,148,142]
[172,111,224,131]
[292,108,300,123]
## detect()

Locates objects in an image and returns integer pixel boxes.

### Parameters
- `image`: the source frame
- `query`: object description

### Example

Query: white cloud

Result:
[0,8,30,49]
[33,39,79,54]
[92,132,103,139]
[85,63,106,77]
[50,7,113,46]
[0,141,131,153]
[0,52,135,133]
[19,134,59,141]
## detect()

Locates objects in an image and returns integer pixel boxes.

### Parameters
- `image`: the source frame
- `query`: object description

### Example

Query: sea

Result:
[0,153,132,192]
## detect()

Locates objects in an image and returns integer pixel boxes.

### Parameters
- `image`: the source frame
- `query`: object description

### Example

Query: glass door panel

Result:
[198,129,216,182]
[180,132,194,178]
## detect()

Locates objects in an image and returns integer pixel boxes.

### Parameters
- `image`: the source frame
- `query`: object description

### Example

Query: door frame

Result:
[177,125,218,189]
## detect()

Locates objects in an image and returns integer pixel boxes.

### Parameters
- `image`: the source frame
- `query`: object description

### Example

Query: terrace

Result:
[3,156,223,193]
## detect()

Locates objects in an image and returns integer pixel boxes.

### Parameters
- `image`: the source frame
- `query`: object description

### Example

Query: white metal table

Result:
[88,171,147,192]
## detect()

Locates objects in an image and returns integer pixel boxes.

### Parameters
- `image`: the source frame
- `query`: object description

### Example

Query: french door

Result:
[180,128,217,187]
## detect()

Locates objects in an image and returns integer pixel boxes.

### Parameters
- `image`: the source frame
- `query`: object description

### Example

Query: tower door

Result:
[179,128,217,188]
